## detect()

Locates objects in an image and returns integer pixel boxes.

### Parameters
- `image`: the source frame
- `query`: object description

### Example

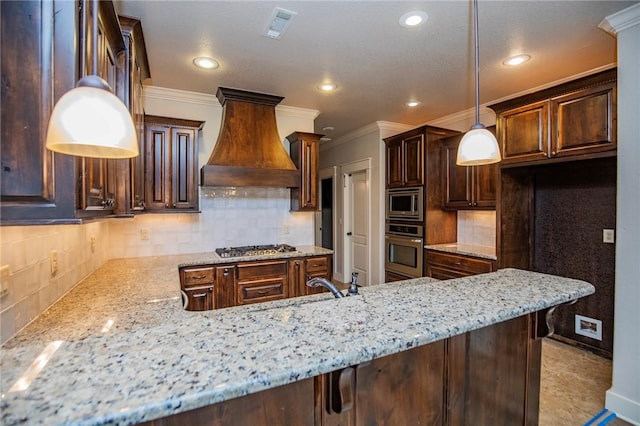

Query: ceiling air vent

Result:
[264,7,297,39]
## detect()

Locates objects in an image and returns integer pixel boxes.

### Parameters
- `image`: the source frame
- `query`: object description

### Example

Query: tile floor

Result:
[540,338,630,425]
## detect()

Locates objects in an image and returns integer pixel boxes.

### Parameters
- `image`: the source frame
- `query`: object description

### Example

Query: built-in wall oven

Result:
[385,223,424,279]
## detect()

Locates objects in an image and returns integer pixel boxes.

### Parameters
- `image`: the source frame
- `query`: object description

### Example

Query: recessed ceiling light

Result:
[406,100,422,107]
[321,126,335,132]
[399,11,429,28]
[318,83,337,92]
[193,57,219,69]
[503,54,531,66]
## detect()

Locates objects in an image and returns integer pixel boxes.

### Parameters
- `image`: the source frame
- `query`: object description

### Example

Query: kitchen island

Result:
[0,253,594,425]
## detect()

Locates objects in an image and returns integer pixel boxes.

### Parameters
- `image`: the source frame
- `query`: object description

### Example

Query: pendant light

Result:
[456,0,501,166]
[45,0,139,159]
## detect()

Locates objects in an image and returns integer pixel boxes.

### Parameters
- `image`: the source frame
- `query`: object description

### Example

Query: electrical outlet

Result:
[90,236,96,254]
[603,229,615,244]
[0,265,10,297]
[50,250,58,276]
[140,229,150,241]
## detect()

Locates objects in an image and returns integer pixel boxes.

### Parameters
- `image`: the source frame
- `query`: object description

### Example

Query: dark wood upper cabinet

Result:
[491,68,616,166]
[117,16,151,213]
[441,129,497,210]
[144,116,204,212]
[384,131,424,188]
[1,1,149,224]
[287,132,321,211]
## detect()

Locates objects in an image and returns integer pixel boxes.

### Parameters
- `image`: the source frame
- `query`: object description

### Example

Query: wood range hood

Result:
[201,87,300,187]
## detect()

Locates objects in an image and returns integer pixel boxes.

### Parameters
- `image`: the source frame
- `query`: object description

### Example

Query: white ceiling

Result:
[115,0,636,140]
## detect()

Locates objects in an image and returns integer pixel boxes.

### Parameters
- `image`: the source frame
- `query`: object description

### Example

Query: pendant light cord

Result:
[473,0,480,126]
[91,0,98,76]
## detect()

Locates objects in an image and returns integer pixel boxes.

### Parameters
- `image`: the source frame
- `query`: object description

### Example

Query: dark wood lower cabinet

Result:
[140,314,541,425]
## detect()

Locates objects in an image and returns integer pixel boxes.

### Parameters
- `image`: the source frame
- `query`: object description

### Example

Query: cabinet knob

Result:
[223,268,229,276]
[165,203,169,208]
[172,203,176,207]
[551,151,556,156]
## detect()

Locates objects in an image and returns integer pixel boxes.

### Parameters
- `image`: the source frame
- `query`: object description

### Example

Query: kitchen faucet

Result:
[347,272,359,296]
[306,277,344,298]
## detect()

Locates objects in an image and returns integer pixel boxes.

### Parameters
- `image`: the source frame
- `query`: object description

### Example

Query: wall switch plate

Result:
[90,236,96,254]
[140,229,150,241]
[0,265,10,297]
[603,229,615,244]
[50,250,58,276]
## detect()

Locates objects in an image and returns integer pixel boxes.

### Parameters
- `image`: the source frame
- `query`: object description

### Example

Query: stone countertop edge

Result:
[425,243,497,260]
[0,253,594,426]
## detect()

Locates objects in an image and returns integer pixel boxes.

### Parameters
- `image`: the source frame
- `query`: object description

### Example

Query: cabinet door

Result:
[288,259,306,298]
[385,138,403,188]
[287,133,321,211]
[183,286,214,311]
[215,265,235,309]
[499,100,549,164]
[145,124,171,210]
[552,83,616,158]
[442,136,472,209]
[171,127,198,210]
[0,1,77,222]
[473,161,497,208]
[385,271,412,282]
[403,134,424,186]
[305,256,331,295]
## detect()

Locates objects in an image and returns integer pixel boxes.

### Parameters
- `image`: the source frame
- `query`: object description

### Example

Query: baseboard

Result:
[548,334,612,359]
[606,389,640,425]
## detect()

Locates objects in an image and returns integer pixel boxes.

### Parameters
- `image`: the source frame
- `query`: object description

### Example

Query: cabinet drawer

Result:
[182,267,215,287]
[427,251,494,276]
[237,260,288,280]
[306,256,328,273]
[237,278,287,305]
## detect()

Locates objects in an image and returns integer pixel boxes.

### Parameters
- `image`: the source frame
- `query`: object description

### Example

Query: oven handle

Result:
[385,235,424,245]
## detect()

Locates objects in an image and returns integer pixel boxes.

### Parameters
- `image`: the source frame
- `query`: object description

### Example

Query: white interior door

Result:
[346,170,369,285]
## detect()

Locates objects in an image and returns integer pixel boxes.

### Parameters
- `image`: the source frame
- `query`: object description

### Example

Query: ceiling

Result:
[115,1,635,140]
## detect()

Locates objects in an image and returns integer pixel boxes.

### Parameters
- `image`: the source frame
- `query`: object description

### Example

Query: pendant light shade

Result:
[45,76,139,158]
[457,125,501,165]
[45,0,139,159]
[456,0,501,166]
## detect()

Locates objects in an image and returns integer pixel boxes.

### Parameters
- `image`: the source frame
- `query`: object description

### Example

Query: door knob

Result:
[346,232,352,236]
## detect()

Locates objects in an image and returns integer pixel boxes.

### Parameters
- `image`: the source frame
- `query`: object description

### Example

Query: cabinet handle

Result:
[295,261,300,268]
[180,290,189,309]
[192,292,208,298]
[223,268,229,276]
[329,367,355,413]
[191,274,207,280]
[165,203,169,208]
[256,290,271,295]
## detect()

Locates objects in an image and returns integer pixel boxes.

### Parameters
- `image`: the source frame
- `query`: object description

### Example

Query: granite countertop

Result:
[425,243,497,260]
[0,253,593,425]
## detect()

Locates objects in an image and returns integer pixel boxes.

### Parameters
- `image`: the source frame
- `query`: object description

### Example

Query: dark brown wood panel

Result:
[474,160,498,208]
[171,127,197,209]
[384,271,412,282]
[215,265,236,309]
[147,378,315,426]
[403,133,424,186]
[236,260,288,280]
[426,250,495,276]
[497,168,534,270]
[500,100,550,164]
[288,259,306,297]
[355,340,446,425]
[183,286,214,311]
[237,277,288,305]
[0,0,78,222]
[182,267,215,287]
[287,132,322,211]
[552,82,616,158]
[442,135,472,208]
[145,125,170,210]
[385,138,403,188]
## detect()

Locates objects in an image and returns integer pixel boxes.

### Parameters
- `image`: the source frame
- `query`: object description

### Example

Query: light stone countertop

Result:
[425,243,498,260]
[0,253,593,425]
[177,245,334,267]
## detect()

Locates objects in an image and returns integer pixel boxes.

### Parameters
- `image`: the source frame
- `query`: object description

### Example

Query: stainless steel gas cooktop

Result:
[215,244,297,258]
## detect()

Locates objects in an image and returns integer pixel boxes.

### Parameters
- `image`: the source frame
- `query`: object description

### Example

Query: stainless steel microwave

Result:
[386,187,423,222]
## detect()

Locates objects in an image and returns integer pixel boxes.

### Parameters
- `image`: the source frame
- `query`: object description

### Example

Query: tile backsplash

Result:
[457,210,497,248]
[1,187,314,344]
[0,221,110,344]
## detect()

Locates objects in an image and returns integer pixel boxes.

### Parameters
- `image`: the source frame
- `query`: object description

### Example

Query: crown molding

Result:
[143,86,319,121]
[320,121,414,151]
[599,2,640,35]
[144,85,217,106]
